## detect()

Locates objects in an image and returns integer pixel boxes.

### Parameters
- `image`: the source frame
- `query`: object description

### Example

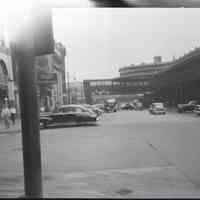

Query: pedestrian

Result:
[10,106,16,125]
[1,104,11,129]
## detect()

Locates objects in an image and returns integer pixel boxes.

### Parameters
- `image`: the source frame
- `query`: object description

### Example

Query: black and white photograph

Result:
[1,0,200,198]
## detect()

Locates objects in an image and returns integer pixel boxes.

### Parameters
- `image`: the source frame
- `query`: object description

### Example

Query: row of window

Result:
[120,66,170,75]
[90,81,149,87]
[90,81,112,86]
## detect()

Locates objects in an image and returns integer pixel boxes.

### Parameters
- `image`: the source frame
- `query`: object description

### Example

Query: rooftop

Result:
[119,47,200,73]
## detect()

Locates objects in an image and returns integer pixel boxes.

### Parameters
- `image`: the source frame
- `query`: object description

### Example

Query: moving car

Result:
[177,100,198,113]
[40,104,99,129]
[149,102,166,115]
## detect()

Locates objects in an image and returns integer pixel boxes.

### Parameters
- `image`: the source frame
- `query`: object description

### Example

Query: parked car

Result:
[134,101,143,111]
[40,104,99,129]
[177,100,198,113]
[120,102,135,110]
[94,104,105,111]
[194,104,200,116]
[83,104,103,116]
[104,98,117,112]
[149,102,166,115]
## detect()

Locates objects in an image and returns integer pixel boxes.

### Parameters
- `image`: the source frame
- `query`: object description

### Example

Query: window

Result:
[60,107,76,112]
[112,81,120,86]
[104,81,112,86]
[139,81,143,86]
[75,107,84,113]
[133,82,139,86]
[90,81,97,87]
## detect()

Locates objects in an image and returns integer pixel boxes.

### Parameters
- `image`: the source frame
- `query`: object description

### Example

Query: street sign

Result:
[37,72,57,84]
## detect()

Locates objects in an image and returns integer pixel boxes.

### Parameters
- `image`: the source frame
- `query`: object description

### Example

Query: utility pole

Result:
[9,3,54,198]
[67,71,70,104]
[13,26,43,198]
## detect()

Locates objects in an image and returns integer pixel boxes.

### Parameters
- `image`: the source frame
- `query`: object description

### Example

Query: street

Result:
[1,110,200,197]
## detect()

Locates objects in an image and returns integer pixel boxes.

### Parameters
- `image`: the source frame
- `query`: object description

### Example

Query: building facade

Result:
[67,81,85,104]
[84,48,200,107]
[0,43,16,111]
[152,47,200,106]
[83,56,173,106]
[35,42,67,111]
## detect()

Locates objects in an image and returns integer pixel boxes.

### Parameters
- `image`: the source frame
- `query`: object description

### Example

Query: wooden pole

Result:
[13,16,43,198]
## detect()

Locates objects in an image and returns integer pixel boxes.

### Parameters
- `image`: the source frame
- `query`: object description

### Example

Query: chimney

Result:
[153,56,162,64]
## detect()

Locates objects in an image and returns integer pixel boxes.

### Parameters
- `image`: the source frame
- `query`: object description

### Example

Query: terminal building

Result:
[83,48,200,107]
[83,56,173,106]
[152,47,200,106]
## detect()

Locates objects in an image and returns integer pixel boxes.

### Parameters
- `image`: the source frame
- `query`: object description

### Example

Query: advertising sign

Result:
[37,72,57,84]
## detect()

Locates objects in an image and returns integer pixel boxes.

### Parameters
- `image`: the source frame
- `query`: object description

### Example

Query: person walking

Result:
[10,106,16,125]
[1,104,11,129]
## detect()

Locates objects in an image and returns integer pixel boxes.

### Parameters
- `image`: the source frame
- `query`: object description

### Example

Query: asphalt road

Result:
[1,110,200,197]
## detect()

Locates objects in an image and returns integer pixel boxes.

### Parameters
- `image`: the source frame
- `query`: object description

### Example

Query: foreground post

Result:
[14,25,43,197]
[10,3,54,197]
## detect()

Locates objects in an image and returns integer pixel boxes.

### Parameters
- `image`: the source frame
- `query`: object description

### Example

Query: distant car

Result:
[149,102,166,115]
[194,104,200,116]
[40,104,99,129]
[134,101,143,111]
[104,98,117,113]
[121,103,135,110]
[177,100,198,113]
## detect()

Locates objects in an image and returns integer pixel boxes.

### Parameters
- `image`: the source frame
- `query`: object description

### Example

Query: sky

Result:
[52,8,200,82]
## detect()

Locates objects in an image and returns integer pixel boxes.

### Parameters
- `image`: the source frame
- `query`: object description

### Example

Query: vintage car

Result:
[177,100,198,113]
[120,102,135,110]
[149,102,166,115]
[40,104,99,129]
[104,98,117,113]
[194,104,200,116]
[94,104,105,111]
[83,104,103,116]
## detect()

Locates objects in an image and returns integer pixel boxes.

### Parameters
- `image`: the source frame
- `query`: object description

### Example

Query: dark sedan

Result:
[40,105,99,129]
[177,100,198,113]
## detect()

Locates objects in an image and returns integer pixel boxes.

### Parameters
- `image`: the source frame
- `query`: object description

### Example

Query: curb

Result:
[0,129,21,135]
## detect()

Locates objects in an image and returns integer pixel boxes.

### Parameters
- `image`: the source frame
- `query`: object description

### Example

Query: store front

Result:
[0,59,8,109]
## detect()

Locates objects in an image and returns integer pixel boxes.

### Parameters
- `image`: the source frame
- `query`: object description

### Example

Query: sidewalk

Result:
[0,119,21,135]
[2,165,200,198]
